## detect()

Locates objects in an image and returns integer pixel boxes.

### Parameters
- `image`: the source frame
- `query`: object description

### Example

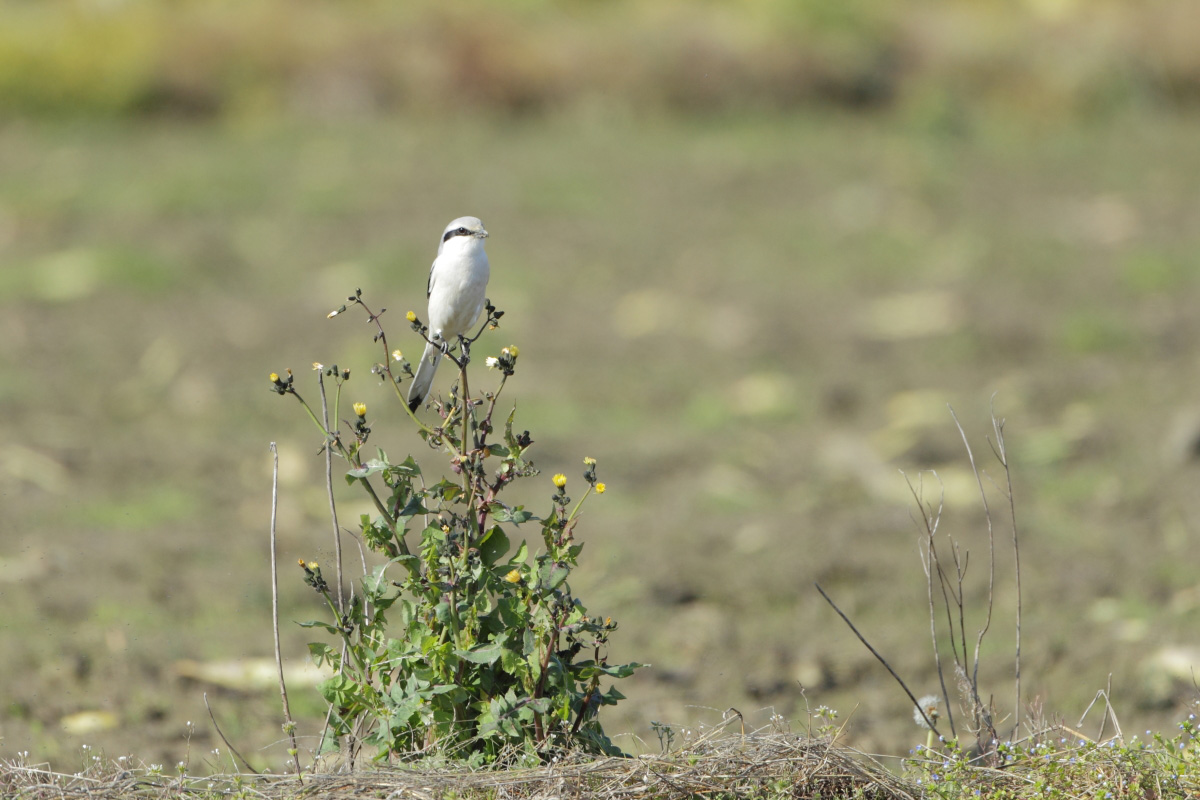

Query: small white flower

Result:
[914,694,941,729]
[485,356,500,369]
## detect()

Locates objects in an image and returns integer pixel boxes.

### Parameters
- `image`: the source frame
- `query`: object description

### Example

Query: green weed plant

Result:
[270,290,640,765]
[904,719,1200,799]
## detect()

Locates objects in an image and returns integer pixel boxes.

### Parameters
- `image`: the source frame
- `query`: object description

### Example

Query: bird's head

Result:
[439,217,489,253]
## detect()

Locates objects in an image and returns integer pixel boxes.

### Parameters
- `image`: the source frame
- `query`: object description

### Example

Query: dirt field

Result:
[2,106,1200,768]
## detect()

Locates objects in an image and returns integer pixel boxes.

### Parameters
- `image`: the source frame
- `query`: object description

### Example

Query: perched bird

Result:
[406,216,491,411]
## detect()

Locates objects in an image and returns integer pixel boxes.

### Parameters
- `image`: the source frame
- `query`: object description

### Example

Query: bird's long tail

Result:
[407,341,441,412]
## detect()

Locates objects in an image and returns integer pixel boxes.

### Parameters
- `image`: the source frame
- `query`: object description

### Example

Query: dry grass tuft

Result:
[1,728,914,800]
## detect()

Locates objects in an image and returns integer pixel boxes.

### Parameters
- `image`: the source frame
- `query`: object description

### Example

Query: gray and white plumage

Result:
[406,216,491,411]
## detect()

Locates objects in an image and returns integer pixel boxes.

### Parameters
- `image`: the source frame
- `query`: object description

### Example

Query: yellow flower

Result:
[406,310,417,322]
[504,569,521,584]
[583,457,597,466]
[553,473,567,488]
[307,561,319,570]
[269,373,280,382]
[508,345,519,358]
[595,483,606,494]
[353,402,367,417]
[391,349,403,361]
[297,558,306,567]
[312,362,323,371]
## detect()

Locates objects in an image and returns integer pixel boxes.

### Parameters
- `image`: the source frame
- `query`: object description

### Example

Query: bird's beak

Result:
[476,229,489,239]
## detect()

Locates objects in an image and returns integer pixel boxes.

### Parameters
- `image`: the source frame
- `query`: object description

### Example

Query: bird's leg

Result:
[458,334,471,367]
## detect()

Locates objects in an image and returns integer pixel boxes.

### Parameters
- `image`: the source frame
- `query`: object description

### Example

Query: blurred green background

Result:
[3,0,1200,770]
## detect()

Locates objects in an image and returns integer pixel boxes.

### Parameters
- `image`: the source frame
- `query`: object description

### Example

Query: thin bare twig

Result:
[904,470,958,739]
[1077,681,1123,743]
[814,583,942,739]
[947,405,999,746]
[203,693,258,774]
[988,401,1022,734]
[269,443,303,781]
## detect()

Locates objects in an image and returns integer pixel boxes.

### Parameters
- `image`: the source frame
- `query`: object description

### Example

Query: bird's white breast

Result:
[428,242,490,339]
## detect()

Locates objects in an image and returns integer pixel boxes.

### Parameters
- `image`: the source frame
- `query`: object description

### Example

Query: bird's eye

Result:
[443,226,474,242]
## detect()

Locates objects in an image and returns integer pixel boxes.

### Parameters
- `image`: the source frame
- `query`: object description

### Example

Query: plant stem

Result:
[318,373,346,617]
[269,443,303,781]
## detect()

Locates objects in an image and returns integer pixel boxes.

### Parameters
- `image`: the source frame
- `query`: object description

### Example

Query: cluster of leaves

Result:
[272,291,639,765]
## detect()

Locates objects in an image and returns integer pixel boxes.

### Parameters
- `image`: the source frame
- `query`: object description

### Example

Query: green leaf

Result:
[510,540,528,565]
[347,459,387,479]
[538,560,570,594]
[575,661,644,680]
[430,479,462,502]
[396,493,426,520]
[503,407,520,448]
[478,525,510,566]
[361,563,394,600]
[390,554,421,580]
[525,697,552,716]
[395,598,414,631]
[308,642,335,667]
[492,504,533,524]
[386,637,415,662]
[456,640,504,664]
[297,620,342,636]
[318,674,358,707]
[360,514,397,553]
[395,455,422,477]
[497,596,523,629]
[486,444,510,457]
[500,645,525,676]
